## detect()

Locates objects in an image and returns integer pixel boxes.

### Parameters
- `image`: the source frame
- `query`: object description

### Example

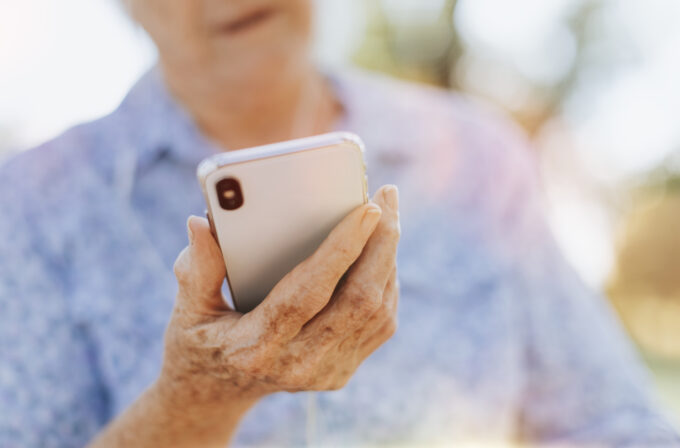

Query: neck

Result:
[161,62,341,150]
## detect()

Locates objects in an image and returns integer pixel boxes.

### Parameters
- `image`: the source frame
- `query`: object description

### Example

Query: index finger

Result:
[299,185,400,344]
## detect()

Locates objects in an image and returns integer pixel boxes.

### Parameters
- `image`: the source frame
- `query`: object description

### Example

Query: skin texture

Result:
[89,1,401,446]
[90,187,401,447]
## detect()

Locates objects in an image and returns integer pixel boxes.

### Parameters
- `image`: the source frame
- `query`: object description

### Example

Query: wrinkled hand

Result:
[158,185,400,410]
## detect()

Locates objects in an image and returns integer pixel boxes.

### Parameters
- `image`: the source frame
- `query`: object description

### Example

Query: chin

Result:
[210,36,312,85]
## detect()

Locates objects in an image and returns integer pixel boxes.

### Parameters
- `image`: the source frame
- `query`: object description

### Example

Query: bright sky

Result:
[0,1,155,148]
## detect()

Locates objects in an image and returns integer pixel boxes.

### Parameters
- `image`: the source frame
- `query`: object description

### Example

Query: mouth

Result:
[216,6,279,35]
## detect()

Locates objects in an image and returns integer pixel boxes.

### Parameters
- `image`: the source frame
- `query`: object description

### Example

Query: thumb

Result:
[173,215,231,322]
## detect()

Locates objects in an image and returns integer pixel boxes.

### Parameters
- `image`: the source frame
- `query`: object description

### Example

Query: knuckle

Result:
[346,283,382,314]
[295,280,326,306]
[282,368,313,389]
[173,251,192,285]
[289,266,330,305]
[367,302,387,325]
[384,318,398,338]
[173,262,186,283]
[324,232,362,261]
[363,298,383,316]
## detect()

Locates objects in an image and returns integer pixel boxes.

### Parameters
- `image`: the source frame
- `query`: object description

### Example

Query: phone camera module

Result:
[216,177,244,211]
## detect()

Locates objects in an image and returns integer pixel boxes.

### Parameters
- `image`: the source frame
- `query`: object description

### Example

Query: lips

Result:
[217,6,279,35]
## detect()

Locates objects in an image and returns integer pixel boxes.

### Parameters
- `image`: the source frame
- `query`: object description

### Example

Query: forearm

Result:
[88,380,257,448]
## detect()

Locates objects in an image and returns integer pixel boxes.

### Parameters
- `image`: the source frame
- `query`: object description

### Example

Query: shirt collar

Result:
[115,64,406,173]
[116,65,222,171]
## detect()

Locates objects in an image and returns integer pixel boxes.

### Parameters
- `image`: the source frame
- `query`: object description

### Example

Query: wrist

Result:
[141,378,258,447]
[89,376,258,448]
[151,373,259,426]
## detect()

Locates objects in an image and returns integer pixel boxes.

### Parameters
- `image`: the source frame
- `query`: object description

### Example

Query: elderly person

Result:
[1,1,678,446]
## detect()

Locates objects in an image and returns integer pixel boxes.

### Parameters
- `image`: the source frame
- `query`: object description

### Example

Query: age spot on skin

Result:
[280,354,293,367]
[318,325,336,345]
[265,303,299,337]
[211,348,223,361]
[195,328,208,344]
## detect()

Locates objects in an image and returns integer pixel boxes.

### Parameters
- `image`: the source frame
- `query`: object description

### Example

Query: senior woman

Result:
[0,1,678,447]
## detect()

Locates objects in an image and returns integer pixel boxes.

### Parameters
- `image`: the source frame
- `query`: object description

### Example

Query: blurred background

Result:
[2,0,679,421]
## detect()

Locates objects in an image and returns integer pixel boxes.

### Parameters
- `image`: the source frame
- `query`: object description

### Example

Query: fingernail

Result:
[361,204,382,229]
[187,216,196,245]
[383,185,399,210]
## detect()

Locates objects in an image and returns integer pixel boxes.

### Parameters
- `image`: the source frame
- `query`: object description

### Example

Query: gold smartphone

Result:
[197,132,368,313]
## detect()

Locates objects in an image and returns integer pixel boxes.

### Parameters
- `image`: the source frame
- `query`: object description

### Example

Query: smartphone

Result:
[197,132,369,313]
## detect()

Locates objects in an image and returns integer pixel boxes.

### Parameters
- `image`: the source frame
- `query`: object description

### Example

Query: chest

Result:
[68,162,526,444]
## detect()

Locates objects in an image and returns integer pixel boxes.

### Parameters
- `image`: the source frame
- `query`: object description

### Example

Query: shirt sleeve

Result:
[489,122,680,445]
[0,156,108,447]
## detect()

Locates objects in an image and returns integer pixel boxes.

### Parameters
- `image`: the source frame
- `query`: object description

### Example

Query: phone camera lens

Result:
[216,177,244,211]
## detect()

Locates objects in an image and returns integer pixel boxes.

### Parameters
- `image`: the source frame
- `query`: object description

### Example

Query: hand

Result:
[91,185,400,448]
[159,185,400,410]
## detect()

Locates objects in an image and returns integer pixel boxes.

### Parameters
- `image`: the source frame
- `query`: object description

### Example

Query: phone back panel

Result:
[199,133,368,313]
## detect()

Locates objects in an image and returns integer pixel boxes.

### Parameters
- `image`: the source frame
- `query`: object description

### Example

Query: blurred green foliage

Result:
[351,0,638,136]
